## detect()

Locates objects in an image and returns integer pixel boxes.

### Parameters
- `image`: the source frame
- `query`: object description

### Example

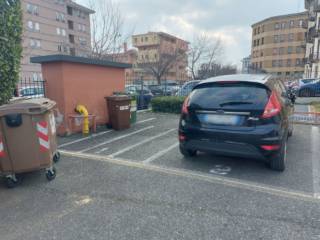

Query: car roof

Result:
[198,74,271,86]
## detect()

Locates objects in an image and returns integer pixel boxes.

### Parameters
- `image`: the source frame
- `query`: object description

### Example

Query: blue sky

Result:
[77,0,305,67]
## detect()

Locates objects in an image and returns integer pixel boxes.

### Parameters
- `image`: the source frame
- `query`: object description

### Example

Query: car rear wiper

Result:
[219,101,253,107]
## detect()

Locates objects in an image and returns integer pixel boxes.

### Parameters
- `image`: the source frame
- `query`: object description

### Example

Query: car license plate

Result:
[199,114,241,126]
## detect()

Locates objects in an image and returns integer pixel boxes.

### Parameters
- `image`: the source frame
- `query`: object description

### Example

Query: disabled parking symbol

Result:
[209,165,232,175]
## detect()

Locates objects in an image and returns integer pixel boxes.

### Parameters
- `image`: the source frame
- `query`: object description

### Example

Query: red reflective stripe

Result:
[38,121,48,128]
[37,131,49,142]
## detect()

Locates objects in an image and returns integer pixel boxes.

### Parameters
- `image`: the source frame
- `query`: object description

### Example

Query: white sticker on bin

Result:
[120,105,130,111]
[49,113,56,135]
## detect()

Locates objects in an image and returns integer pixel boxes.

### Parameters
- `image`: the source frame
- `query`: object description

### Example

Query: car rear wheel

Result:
[180,145,197,158]
[269,141,287,172]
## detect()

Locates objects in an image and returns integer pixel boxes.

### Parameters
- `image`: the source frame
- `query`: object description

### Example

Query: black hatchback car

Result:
[179,74,295,171]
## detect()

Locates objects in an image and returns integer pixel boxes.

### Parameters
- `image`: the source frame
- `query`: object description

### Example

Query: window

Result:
[279,47,285,55]
[288,46,293,54]
[261,38,264,45]
[67,6,73,15]
[30,39,41,48]
[134,38,137,43]
[257,39,260,46]
[61,29,66,36]
[257,27,260,34]
[68,20,74,30]
[253,40,256,47]
[69,34,75,44]
[260,51,263,57]
[145,37,148,42]
[27,21,33,30]
[289,20,295,28]
[55,0,65,5]
[280,34,286,42]
[278,60,283,67]
[273,48,278,55]
[299,19,304,27]
[281,22,287,29]
[288,33,294,42]
[262,25,265,32]
[296,46,302,53]
[272,60,278,67]
[287,59,292,67]
[274,35,279,43]
[56,12,65,22]
[56,27,61,35]
[26,3,38,15]
[296,59,301,66]
[79,37,87,46]
[274,23,280,30]
[35,22,40,31]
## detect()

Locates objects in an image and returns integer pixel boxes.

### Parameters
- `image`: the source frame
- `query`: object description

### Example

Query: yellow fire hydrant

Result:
[75,105,89,135]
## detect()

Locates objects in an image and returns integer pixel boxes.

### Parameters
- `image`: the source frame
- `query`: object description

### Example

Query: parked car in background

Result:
[148,85,164,96]
[161,83,180,96]
[179,74,295,171]
[125,85,153,110]
[298,78,317,88]
[176,80,201,96]
[298,79,320,97]
[18,87,44,98]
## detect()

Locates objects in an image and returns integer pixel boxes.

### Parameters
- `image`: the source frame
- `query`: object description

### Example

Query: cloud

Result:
[77,0,305,67]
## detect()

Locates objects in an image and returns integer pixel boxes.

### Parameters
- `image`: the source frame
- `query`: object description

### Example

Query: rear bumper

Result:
[179,124,285,161]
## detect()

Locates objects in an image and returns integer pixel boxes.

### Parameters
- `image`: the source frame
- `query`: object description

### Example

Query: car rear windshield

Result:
[190,82,270,110]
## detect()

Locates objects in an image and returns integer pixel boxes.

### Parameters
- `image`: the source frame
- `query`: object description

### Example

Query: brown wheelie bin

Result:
[106,95,131,130]
[0,98,59,188]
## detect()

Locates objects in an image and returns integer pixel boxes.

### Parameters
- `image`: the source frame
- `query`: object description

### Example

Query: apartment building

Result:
[132,32,189,84]
[251,12,308,81]
[241,55,252,74]
[21,0,94,80]
[304,0,320,78]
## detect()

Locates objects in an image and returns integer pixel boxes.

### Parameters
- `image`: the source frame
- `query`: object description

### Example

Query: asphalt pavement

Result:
[1,111,320,239]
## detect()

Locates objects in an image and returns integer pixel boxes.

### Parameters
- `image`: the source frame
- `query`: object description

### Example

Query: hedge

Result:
[151,96,186,114]
[0,0,22,105]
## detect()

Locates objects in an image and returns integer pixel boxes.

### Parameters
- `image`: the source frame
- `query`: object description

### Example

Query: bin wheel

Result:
[46,167,57,181]
[53,152,61,163]
[5,177,19,189]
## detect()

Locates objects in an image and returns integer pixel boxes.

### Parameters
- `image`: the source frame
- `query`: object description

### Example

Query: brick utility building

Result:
[305,0,320,78]
[251,12,308,81]
[21,0,94,80]
[131,32,189,85]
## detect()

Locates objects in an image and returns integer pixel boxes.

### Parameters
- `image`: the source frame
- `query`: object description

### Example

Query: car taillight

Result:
[261,145,281,151]
[261,91,282,119]
[182,96,190,114]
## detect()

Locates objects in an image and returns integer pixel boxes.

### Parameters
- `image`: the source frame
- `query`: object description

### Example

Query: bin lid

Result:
[106,95,131,101]
[0,98,56,116]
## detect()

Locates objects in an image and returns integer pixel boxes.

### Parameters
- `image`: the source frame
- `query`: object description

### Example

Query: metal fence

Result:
[291,112,320,125]
[15,78,46,99]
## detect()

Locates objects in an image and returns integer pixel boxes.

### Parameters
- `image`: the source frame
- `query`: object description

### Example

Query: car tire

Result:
[180,145,197,158]
[269,141,287,172]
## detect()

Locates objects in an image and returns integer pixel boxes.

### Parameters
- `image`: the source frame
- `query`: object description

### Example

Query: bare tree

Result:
[198,63,237,79]
[137,47,186,85]
[88,0,130,60]
[188,34,223,80]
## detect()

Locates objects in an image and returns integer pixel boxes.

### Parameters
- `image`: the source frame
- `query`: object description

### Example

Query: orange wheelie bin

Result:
[0,98,59,188]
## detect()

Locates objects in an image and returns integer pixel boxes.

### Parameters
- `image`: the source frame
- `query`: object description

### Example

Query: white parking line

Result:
[311,126,320,199]
[60,150,319,202]
[59,118,155,148]
[79,126,155,153]
[59,130,113,148]
[95,147,109,154]
[143,142,179,164]
[136,118,156,124]
[109,129,176,158]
